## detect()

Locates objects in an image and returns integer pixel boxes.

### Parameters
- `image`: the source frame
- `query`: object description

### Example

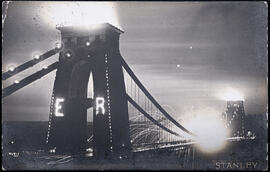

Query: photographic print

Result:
[2,1,268,170]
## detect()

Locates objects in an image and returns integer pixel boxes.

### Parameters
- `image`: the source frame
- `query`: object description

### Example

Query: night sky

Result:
[2,1,268,121]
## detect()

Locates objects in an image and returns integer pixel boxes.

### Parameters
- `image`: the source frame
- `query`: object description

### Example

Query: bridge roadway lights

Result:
[47,23,132,159]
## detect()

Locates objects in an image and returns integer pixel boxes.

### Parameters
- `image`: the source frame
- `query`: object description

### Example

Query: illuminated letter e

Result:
[55,98,64,117]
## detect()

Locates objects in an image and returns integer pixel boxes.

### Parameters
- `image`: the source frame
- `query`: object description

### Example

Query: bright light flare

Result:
[8,66,15,72]
[218,87,244,101]
[55,42,62,49]
[64,51,72,58]
[33,54,40,60]
[14,80,20,84]
[66,53,71,58]
[182,108,229,154]
[85,41,91,47]
[41,2,120,29]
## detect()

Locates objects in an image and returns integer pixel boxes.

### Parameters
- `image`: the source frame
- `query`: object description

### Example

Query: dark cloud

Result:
[2,2,267,121]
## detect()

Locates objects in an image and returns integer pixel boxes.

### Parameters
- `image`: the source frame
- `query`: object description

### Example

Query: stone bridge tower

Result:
[47,23,131,159]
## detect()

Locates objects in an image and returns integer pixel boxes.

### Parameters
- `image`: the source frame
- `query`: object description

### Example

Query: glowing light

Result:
[65,52,72,58]
[14,80,20,84]
[219,87,244,101]
[176,64,180,68]
[55,98,64,117]
[189,46,193,49]
[85,41,91,47]
[182,108,229,153]
[55,42,62,49]
[96,97,105,115]
[41,2,120,28]
[8,66,15,72]
[33,54,40,60]
[49,149,56,153]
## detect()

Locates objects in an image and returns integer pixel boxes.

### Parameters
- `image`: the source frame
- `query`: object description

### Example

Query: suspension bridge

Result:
[2,23,256,169]
[2,23,196,158]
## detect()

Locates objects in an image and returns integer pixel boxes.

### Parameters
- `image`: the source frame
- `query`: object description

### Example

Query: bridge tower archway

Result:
[47,24,132,159]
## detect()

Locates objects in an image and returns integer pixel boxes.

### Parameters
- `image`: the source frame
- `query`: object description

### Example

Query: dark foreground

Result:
[2,121,268,170]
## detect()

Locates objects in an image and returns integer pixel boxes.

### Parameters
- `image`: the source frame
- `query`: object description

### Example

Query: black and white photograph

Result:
[2,1,268,170]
